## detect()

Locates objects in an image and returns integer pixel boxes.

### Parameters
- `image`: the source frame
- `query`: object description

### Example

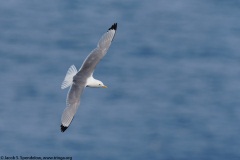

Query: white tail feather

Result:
[61,65,78,89]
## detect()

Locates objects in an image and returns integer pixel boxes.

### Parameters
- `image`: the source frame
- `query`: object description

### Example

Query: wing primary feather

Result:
[108,23,117,31]
[108,23,117,42]
[61,124,68,132]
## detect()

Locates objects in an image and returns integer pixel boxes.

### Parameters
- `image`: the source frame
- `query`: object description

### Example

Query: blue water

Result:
[0,0,240,159]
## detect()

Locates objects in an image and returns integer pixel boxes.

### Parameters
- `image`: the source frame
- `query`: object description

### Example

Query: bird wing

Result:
[76,23,117,77]
[61,82,85,132]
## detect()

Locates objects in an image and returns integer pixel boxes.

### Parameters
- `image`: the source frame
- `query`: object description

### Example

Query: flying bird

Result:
[60,23,117,132]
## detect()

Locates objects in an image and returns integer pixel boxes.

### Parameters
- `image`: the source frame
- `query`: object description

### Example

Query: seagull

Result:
[60,23,117,132]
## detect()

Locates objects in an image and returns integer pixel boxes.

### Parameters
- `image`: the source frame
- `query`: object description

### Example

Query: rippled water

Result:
[0,0,240,159]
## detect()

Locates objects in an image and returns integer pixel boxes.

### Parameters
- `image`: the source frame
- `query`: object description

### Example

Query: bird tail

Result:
[61,65,78,89]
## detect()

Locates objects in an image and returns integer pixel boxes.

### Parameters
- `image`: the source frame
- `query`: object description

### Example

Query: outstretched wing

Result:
[61,83,85,132]
[76,23,117,77]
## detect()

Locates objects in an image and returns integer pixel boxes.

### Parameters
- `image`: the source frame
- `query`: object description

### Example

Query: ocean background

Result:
[0,0,240,159]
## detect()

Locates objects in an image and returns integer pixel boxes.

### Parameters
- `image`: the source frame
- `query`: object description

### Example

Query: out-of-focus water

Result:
[0,0,240,159]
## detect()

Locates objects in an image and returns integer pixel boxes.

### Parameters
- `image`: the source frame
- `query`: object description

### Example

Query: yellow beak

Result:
[102,85,108,88]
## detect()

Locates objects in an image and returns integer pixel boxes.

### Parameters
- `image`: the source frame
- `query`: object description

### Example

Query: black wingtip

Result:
[61,124,68,132]
[108,23,117,31]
